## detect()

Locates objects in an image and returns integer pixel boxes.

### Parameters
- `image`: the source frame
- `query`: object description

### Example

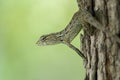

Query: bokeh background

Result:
[0,0,85,80]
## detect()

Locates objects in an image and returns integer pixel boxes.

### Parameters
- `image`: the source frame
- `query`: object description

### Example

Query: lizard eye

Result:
[40,36,46,41]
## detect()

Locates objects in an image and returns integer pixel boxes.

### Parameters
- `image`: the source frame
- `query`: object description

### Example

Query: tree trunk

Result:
[79,0,120,80]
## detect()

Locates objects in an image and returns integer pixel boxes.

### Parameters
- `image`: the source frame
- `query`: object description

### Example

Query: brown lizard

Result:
[36,0,120,60]
[36,9,106,60]
[36,11,86,59]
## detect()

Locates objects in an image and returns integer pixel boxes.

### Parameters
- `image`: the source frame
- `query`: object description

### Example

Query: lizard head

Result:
[36,33,61,46]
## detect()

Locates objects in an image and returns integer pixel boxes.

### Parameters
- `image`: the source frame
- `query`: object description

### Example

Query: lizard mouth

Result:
[36,40,42,46]
[36,40,39,45]
[36,40,46,46]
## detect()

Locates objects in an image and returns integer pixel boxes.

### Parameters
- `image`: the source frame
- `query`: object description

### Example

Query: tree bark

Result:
[79,0,120,80]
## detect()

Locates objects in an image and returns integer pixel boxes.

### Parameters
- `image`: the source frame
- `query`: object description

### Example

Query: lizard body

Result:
[36,0,120,59]
[36,11,86,58]
[36,9,105,59]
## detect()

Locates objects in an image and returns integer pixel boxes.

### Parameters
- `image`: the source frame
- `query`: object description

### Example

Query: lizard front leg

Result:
[81,10,120,43]
[63,41,86,59]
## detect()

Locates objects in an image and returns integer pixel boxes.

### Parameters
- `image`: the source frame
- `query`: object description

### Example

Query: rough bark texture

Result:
[80,0,120,80]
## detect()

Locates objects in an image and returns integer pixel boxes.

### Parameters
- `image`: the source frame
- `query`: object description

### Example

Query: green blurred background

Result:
[0,0,85,80]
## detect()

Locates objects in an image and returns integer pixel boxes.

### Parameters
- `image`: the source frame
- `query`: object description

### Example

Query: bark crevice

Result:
[79,0,120,80]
